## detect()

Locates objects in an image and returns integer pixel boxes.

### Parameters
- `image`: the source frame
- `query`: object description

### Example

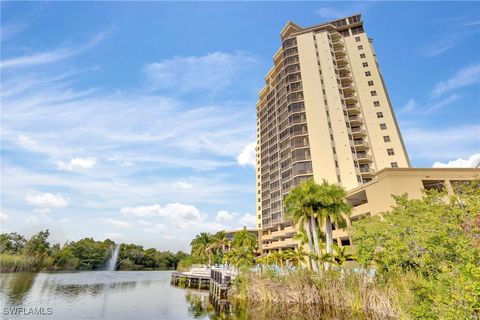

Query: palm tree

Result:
[284,180,322,272]
[314,181,352,256]
[285,179,351,272]
[190,232,213,265]
[232,227,256,250]
[332,243,355,266]
[210,231,230,262]
[290,246,307,267]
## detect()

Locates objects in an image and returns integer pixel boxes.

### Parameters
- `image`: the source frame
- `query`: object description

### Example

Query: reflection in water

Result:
[185,289,354,320]
[1,271,357,320]
[1,272,38,305]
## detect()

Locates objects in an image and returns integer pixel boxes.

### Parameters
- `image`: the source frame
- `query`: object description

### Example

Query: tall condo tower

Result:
[256,14,410,253]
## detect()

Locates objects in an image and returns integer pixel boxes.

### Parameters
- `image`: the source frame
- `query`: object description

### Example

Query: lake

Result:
[0,271,345,319]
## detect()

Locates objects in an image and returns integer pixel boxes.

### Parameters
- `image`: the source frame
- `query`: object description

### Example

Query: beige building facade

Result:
[333,168,479,246]
[255,15,474,254]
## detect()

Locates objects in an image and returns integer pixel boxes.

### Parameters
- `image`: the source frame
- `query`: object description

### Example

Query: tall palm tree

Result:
[284,180,322,272]
[232,227,256,250]
[190,232,213,265]
[210,231,230,261]
[314,181,352,256]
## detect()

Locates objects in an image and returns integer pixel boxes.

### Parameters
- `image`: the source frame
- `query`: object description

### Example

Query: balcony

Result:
[337,65,351,74]
[336,57,349,66]
[344,94,358,104]
[334,47,346,56]
[331,32,342,40]
[351,127,367,137]
[340,74,353,83]
[332,40,344,50]
[346,104,361,114]
[356,153,373,163]
[348,115,363,126]
[354,139,370,150]
[360,167,375,176]
[342,84,355,94]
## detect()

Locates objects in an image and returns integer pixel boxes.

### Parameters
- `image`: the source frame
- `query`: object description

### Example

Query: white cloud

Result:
[101,218,131,228]
[104,232,124,240]
[121,203,201,220]
[402,124,480,161]
[399,98,417,114]
[137,220,152,227]
[143,51,258,93]
[0,212,9,222]
[215,210,235,224]
[400,94,461,115]
[0,31,109,69]
[144,224,167,234]
[25,193,69,208]
[173,181,193,190]
[315,4,372,20]
[432,64,480,97]
[239,213,256,228]
[433,154,480,168]
[57,157,97,171]
[237,142,256,167]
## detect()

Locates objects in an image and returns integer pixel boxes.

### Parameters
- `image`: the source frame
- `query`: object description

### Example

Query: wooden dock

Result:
[171,267,237,301]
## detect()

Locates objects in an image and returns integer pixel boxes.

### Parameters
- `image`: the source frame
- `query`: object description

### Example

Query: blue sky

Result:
[1,1,479,251]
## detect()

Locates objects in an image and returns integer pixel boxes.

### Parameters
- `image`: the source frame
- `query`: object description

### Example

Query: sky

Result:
[1,1,479,252]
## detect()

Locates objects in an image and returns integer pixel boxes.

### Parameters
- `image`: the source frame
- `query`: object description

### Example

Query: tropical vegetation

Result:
[185,227,257,269]
[231,179,479,319]
[0,230,189,272]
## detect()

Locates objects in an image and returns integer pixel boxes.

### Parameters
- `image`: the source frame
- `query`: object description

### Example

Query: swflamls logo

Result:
[3,307,53,316]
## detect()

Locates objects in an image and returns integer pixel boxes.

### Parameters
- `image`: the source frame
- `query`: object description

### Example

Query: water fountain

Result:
[106,244,120,271]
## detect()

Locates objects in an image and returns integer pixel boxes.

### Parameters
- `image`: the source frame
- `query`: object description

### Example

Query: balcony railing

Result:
[344,94,358,103]
[342,84,355,93]
[346,105,361,114]
[340,74,353,83]
[351,127,367,136]
[336,57,349,66]
[360,167,375,174]
[356,153,373,162]
[348,115,363,125]
[332,41,344,50]
[354,140,370,149]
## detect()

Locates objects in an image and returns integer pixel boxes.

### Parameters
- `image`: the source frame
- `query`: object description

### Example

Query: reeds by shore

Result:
[232,269,405,319]
[0,253,54,272]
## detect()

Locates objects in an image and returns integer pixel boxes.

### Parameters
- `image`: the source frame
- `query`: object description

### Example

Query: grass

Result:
[231,268,406,319]
[0,253,53,272]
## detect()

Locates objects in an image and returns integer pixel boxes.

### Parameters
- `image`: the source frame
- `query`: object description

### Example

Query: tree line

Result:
[0,231,189,272]
[181,228,257,270]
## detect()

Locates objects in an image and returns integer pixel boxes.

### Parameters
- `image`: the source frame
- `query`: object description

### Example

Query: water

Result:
[105,244,120,271]
[0,271,347,320]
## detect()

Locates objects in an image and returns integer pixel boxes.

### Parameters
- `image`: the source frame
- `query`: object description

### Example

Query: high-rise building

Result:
[256,14,410,253]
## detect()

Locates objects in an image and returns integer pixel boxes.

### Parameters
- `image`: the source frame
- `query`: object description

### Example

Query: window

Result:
[376,112,384,118]
[383,135,391,142]
[380,123,387,130]
[362,62,368,67]
[360,53,366,58]
[373,101,380,107]
[365,71,371,76]
[387,148,395,155]
[370,90,377,96]
[358,45,363,50]
[355,36,361,42]
[368,80,374,86]
[391,162,398,168]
